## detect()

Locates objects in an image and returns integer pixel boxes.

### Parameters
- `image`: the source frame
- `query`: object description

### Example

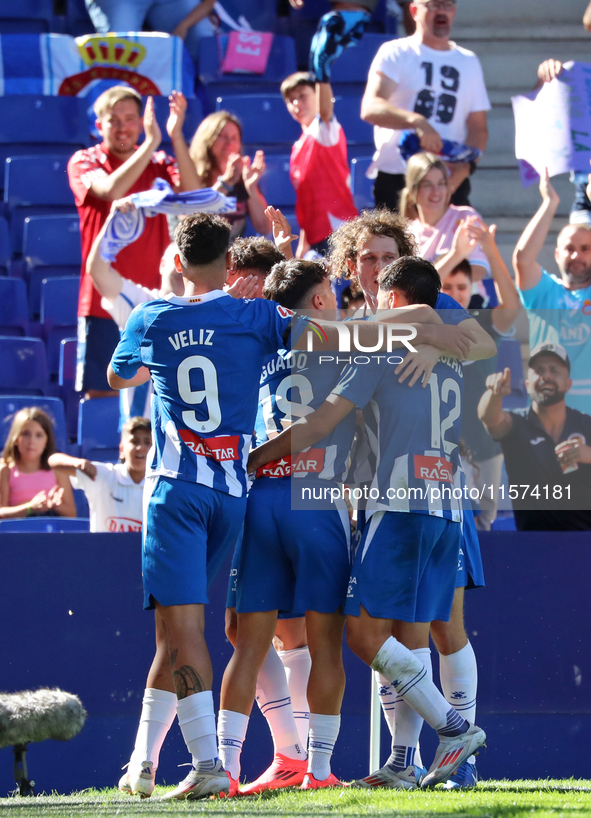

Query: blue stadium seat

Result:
[0,277,29,336]
[497,338,528,410]
[350,156,374,211]
[23,215,81,316]
[334,97,374,149]
[40,277,79,376]
[4,155,77,252]
[0,96,89,171]
[0,517,90,532]
[147,95,204,149]
[0,216,11,274]
[0,0,54,33]
[199,35,297,107]
[58,337,81,441]
[77,397,120,462]
[0,336,49,395]
[258,154,295,208]
[215,94,301,149]
[0,394,68,453]
[330,34,391,89]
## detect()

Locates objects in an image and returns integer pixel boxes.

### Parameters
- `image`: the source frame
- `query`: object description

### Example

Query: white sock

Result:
[256,647,306,760]
[176,691,218,766]
[439,642,478,762]
[218,710,249,780]
[371,637,468,737]
[129,688,177,770]
[278,646,311,749]
[385,647,432,771]
[308,713,340,782]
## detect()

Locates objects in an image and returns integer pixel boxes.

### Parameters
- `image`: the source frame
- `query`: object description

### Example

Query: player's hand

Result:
[224,275,260,299]
[424,323,477,360]
[450,217,477,259]
[111,197,136,214]
[414,118,443,153]
[485,367,512,397]
[166,90,187,142]
[540,167,559,206]
[243,150,266,192]
[395,344,441,387]
[265,205,298,259]
[78,459,97,480]
[467,219,496,254]
[288,0,304,8]
[143,96,162,149]
[537,59,563,83]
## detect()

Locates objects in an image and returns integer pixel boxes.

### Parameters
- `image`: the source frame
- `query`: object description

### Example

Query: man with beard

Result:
[514,170,591,414]
[478,343,591,531]
[360,0,489,211]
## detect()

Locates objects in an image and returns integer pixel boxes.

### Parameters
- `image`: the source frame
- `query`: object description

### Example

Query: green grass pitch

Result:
[1,781,590,818]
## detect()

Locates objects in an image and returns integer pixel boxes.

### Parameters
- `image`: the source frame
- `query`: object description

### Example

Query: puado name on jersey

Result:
[168,328,215,350]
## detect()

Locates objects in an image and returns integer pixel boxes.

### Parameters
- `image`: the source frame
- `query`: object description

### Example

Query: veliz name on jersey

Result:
[413,454,454,483]
[178,429,240,461]
[256,449,325,478]
[168,329,214,350]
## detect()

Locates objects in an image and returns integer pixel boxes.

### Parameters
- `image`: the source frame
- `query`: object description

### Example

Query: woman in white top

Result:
[401,152,490,283]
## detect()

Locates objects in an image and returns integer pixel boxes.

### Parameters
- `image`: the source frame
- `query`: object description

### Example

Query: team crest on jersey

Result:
[179,430,240,461]
[256,449,325,478]
[414,455,454,483]
[276,305,295,319]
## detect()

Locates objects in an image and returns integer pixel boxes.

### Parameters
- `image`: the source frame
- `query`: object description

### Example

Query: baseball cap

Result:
[528,342,570,372]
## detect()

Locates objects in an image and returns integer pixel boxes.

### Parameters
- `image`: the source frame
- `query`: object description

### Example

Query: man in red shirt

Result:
[68,86,198,397]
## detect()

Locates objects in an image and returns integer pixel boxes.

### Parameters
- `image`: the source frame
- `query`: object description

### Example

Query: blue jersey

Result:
[333,292,468,520]
[110,290,302,497]
[254,352,356,482]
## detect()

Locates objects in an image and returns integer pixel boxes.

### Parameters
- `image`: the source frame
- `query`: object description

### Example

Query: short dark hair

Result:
[450,259,472,279]
[280,71,315,100]
[263,259,329,309]
[229,237,284,276]
[378,256,441,308]
[122,416,152,437]
[174,213,231,267]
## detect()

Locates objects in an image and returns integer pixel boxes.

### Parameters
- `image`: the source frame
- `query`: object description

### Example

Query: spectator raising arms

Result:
[0,408,76,519]
[189,111,270,240]
[48,417,152,534]
[360,0,489,211]
[401,152,491,282]
[68,87,199,399]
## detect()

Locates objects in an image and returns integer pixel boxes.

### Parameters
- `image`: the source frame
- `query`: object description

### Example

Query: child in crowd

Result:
[48,417,152,533]
[0,408,76,519]
[281,69,358,258]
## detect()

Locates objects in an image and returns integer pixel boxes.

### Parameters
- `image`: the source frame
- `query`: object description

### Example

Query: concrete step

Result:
[454,38,591,101]
[450,0,583,27]
[470,168,574,218]
[480,105,516,168]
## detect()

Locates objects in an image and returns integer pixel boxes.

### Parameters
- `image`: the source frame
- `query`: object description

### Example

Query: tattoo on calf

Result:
[173,665,205,699]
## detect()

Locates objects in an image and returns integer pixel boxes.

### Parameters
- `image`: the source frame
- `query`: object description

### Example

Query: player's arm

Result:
[88,98,163,202]
[513,168,558,291]
[172,0,216,39]
[361,71,442,153]
[248,394,356,474]
[107,364,151,390]
[585,1,591,31]
[317,80,334,124]
[48,453,98,480]
[477,368,514,439]
[87,207,125,303]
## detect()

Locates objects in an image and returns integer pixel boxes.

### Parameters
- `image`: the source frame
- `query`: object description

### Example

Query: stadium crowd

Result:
[0,0,590,801]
